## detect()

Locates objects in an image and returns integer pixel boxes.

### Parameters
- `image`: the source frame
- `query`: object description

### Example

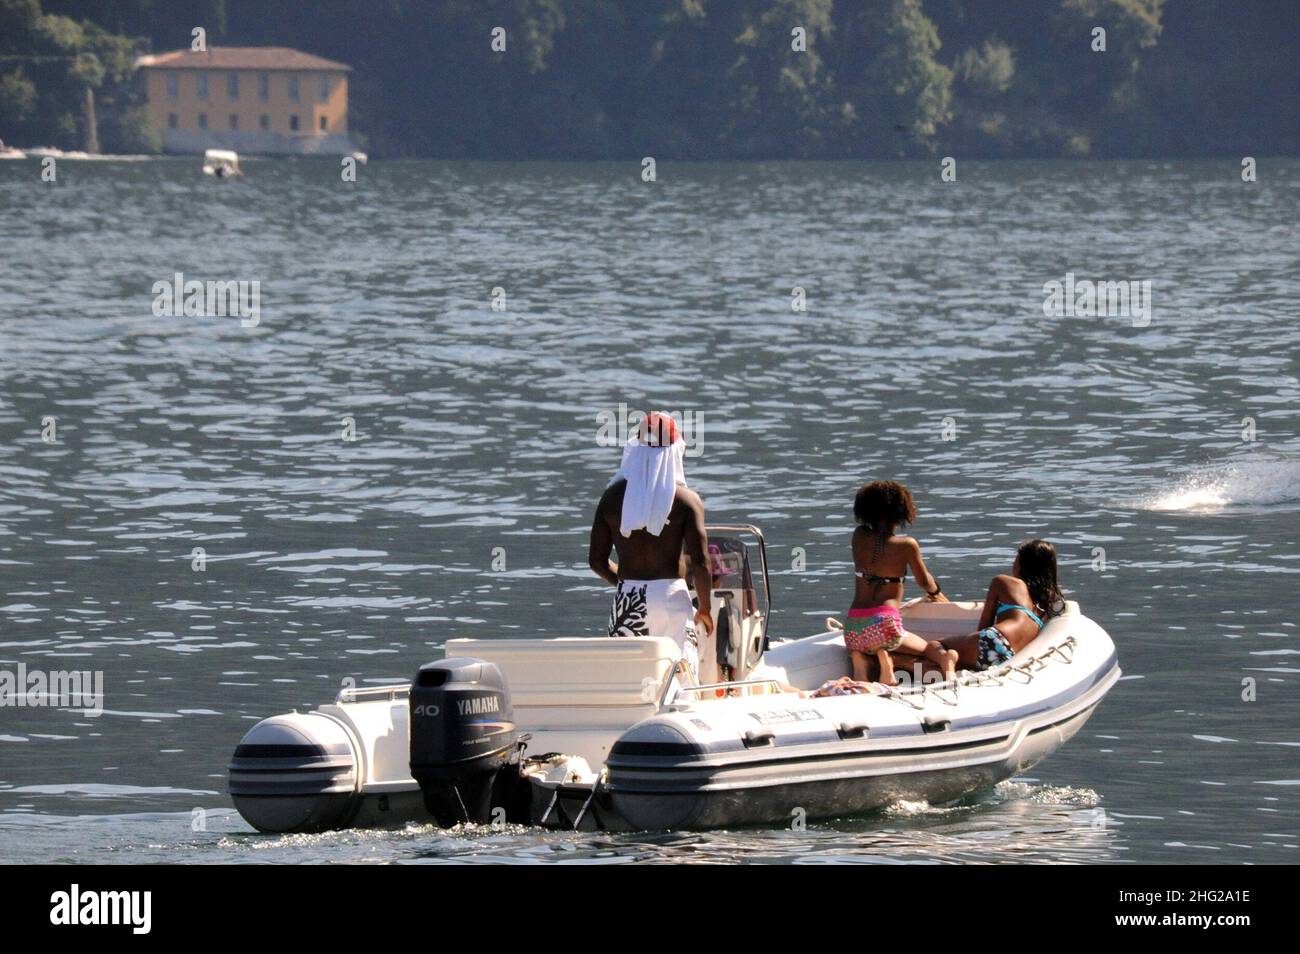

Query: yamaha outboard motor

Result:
[409,657,521,826]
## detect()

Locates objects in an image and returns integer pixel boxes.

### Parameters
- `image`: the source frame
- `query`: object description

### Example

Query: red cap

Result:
[639,412,681,447]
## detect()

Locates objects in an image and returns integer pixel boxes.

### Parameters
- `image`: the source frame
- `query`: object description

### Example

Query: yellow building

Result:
[136,46,355,155]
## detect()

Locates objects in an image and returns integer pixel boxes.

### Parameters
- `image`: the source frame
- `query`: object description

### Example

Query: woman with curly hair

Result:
[944,539,1067,671]
[844,480,955,685]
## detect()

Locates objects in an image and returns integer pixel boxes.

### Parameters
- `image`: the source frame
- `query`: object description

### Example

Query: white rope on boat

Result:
[811,636,1082,724]
[928,685,962,707]
[1004,664,1035,684]
[876,635,1078,707]
[1040,638,1077,665]
[879,685,928,711]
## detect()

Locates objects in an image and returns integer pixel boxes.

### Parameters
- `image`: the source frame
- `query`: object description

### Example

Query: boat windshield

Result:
[692,535,758,617]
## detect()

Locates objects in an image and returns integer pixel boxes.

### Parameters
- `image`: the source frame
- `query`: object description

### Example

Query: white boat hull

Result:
[230,600,1119,832]
[596,601,1117,828]
[605,661,1115,830]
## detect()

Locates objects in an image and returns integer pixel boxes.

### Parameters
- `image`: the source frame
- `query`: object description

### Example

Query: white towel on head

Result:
[609,434,687,537]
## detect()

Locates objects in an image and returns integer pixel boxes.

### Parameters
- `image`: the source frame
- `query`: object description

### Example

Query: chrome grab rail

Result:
[657,659,689,709]
[335,684,410,704]
[672,678,785,700]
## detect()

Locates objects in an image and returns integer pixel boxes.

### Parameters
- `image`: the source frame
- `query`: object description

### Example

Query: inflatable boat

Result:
[229,526,1120,833]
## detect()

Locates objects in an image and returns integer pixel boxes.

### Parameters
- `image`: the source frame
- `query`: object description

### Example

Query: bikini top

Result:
[995,603,1045,629]
[856,531,904,585]
[854,569,905,585]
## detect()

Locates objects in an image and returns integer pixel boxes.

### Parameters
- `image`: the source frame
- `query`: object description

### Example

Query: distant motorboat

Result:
[203,149,243,178]
[21,146,97,160]
[349,150,368,165]
[0,139,24,160]
[13,146,149,161]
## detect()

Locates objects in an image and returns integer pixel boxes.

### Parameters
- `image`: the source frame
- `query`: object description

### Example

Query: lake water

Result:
[1,157,1297,864]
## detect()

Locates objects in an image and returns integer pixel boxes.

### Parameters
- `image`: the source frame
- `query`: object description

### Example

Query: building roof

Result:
[135,47,351,72]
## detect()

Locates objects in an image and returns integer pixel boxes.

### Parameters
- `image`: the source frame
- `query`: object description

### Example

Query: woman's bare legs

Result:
[875,649,897,686]
[897,631,957,680]
[850,650,870,682]
[940,631,983,669]
[894,631,982,678]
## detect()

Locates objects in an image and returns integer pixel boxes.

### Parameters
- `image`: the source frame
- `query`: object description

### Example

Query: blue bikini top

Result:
[995,603,1045,629]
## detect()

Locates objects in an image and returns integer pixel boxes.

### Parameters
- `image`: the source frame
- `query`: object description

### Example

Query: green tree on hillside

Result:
[0,0,149,151]
[4,0,1297,159]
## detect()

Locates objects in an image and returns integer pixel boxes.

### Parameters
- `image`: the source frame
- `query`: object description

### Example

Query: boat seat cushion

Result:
[444,636,679,717]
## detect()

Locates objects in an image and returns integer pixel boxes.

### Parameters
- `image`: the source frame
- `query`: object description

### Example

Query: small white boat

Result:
[0,139,26,160]
[202,149,242,177]
[229,526,1120,832]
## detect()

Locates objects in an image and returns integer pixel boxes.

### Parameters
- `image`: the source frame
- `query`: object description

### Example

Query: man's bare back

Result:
[588,479,713,638]
[588,480,707,582]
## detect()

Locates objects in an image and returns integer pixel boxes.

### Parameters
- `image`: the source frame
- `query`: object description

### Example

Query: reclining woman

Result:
[845,481,956,685]
[939,539,1066,671]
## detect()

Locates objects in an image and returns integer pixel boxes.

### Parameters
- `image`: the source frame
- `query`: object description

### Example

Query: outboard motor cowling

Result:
[409,657,519,826]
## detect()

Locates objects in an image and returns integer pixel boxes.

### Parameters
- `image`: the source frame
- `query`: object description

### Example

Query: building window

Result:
[319,115,328,131]
[196,72,208,100]
[289,114,299,131]
[167,113,178,129]
[319,75,329,100]
[288,76,299,102]
[227,73,239,101]
[259,114,270,130]
[166,74,178,99]
[229,113,239,130]
[258,73,269,102]
[198,113,208,129]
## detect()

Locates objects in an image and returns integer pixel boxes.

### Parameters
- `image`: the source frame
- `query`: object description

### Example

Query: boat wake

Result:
[1143,457,1300,513]
[994,780,1100,807]
[880,781,1100,817]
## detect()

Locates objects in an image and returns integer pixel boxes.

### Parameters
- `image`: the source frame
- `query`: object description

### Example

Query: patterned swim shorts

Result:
[976,626,1015,671]
[607,578,699,681]
[843,606,905,654]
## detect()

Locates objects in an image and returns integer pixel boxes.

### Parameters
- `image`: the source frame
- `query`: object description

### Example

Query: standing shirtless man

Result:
[588,411,714,681]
